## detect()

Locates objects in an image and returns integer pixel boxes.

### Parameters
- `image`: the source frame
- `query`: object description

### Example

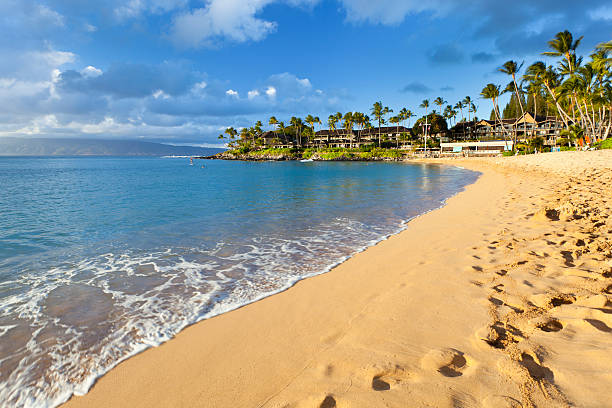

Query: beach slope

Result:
[63,150,612,408]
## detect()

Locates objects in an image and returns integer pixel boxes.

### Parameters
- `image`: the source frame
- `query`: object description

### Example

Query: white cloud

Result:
[169,0,319,48]
[36,4,65,27]
[170,0,276,47]
[13,114,61,135]
[152,89,170,99]
[338,0,453,24]
[297,78,311,88]
[248,89,260,99]
[114,0,145,20]
[114,0,188,20]
[265,86,276,98]
[34,50,76,69]
[226,89,239,97]
[81,66,103,78]
[588,5,612,21]
[81,117,120,134]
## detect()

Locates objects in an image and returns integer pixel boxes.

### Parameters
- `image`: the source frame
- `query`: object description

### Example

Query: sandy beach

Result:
[62,150,612,408]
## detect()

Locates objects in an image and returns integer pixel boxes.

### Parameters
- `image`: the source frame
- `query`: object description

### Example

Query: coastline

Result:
[62,151,612,408]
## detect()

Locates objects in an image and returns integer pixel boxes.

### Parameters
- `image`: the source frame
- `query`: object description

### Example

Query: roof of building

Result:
[360,126,411,135]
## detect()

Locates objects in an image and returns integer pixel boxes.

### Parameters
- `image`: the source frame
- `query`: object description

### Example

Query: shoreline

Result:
[62,151,612,408]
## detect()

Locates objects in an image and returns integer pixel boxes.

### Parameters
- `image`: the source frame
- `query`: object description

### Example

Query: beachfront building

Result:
[440,141,514,156]
[514,112,566,146]
[260,131,298,148]
[447,113,567,145]
[313,126,411,148]
[312,129,356,148]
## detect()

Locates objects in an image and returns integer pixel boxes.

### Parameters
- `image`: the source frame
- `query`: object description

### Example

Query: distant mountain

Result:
[0,137,225,157]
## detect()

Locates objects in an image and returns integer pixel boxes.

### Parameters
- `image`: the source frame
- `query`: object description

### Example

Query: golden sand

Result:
[63,150,612,408]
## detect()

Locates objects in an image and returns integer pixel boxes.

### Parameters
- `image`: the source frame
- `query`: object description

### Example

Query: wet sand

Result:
[63,150,612,408]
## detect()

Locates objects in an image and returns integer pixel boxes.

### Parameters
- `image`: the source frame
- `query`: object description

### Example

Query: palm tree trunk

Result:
[543,82,571,128]
[533,93,537,137]
[581,100,596,138]
[493,97,509,151]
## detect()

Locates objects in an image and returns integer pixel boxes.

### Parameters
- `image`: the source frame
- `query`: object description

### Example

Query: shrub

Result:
[301,148,315,159]
[595,138,612,150]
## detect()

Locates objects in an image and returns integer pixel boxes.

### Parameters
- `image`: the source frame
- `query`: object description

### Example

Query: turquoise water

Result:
[0,157,479,407]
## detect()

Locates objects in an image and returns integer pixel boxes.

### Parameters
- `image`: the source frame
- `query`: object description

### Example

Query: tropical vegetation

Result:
[218,30,611,157]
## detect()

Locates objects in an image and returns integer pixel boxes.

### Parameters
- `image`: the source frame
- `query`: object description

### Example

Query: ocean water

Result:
[0,157,479,407]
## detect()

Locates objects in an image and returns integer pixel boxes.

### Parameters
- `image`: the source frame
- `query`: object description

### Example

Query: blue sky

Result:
[1,0,611,146]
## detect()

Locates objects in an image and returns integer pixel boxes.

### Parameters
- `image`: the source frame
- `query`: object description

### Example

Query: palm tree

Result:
[278,121,287,145]
[217,134,226,147]
[461,96,472,121]
[470,103,477,121]
[389,115,401,147]
[434,97,447,113]
[420,99,430,154]
[543,30,583,76]
[224,127,238,148]
[328,114,339,146]
[371,101,392,146]
[499,60,526,145]
[353,112,366,146]
[342,112,355,148]
[399,108,409,127]
[290,116,305,147]
[269,116,279,131]
[524,61,572,128]
[480,83,509,150]
[443,105,453,126]
[453,101,463,122]
[305,115,322,147]
[406,109,415,127]
[399,107,414,143]
[450,108,457,126]
[524,82,540,136]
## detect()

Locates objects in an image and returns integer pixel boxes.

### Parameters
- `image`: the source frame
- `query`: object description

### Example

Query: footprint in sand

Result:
[585,319,612,333]
[483,323,523,350]
[492,284,504,293]
[371,375,391,391]
[421,348,468,378]
[538,319,563,333]
[369,365,409,391]
[319,395,336,408]
[549,295,575,308]
[519,352,554,382]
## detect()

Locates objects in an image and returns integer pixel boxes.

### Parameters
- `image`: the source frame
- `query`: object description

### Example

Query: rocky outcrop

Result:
[202,151,298,161]
[200,151,412,162]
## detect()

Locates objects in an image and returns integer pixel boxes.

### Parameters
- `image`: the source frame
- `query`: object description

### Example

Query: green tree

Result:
[290,116,305,147]
[371,101,392,146]
[342,112,355,147]
[419,99,430,152]
[269,116,279,131]
[481,83,510,149]
[543,30,583,76]
[434,97,447,115]
[305,115,322,146]
[499,60,526,145]
[413,113,447,136]
[224,127,238,148]
[389,115,401,147]
[455,101,465,122]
